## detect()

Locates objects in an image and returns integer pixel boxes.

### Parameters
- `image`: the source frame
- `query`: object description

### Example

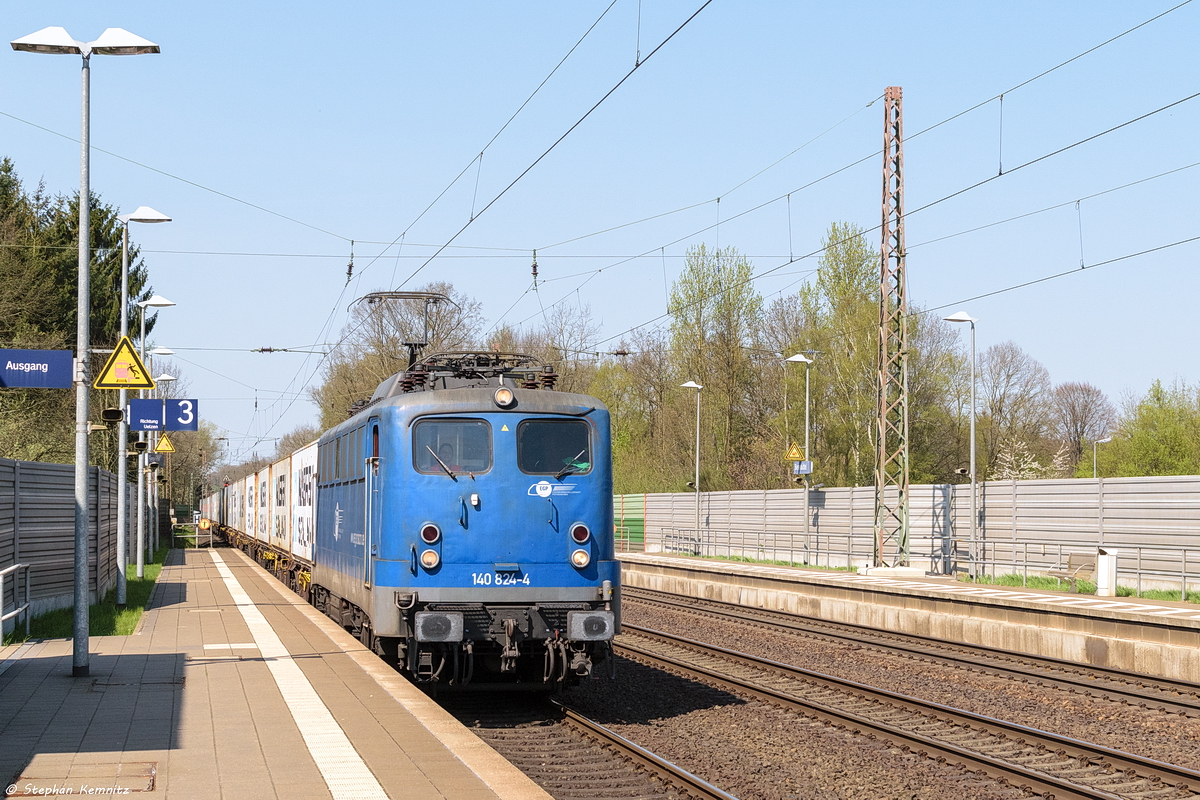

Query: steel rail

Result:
[553,700,741,800]
[625,586,1200,717]
[618,625,1200,800]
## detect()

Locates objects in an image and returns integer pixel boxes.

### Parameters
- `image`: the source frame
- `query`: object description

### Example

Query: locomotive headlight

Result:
[420,549,441,569]
[493,387,516,408]
[570,523,590,544]
[570,548,590,568]
[420,523,441,544]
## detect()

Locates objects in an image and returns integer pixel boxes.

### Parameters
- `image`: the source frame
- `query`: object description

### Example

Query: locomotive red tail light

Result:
[570,523,590,544]
[420,523,441,544]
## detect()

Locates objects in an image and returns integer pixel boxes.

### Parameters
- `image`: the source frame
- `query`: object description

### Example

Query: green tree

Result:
[668,244,763,490]
[793,222,878,488]
[0,158,158,464]
[1098,380,1200,477]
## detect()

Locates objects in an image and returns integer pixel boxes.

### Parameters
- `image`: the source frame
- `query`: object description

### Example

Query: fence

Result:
[616,475,1200,592]
[0,458,127,632]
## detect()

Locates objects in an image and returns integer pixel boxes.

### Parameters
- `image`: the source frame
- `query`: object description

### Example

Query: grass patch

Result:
[1133,588,1200,603]
[3,546,169,645]
[957,572,1200,602]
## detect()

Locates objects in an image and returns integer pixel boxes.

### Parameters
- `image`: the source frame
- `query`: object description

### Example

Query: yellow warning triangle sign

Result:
[154,433,176,454]
[784,442,804,461]
[94,336,154,390]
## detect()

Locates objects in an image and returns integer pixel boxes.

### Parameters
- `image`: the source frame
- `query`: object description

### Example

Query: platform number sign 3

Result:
[165,399,199,431]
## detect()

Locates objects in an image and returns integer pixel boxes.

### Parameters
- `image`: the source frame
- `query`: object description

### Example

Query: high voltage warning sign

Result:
[154,433,176,454]
[784,443,805,461]
[93,336,154,390]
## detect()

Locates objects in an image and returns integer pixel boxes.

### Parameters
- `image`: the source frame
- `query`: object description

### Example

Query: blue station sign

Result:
[0,349,73,389]
[128,398,200,432]
[129,398,164,431]
[165,399,199,431]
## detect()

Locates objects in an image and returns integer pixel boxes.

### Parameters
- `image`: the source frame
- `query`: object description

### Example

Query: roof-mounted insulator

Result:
[522,372,539,390]
[540,365,558,390]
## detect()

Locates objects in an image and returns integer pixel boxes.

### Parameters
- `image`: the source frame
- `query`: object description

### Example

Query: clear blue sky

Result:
[4,1,1197,464]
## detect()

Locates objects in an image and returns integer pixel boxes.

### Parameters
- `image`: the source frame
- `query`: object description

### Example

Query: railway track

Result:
[617,624,1200,800]
[624,586,1200,718]
[441,695,738,800]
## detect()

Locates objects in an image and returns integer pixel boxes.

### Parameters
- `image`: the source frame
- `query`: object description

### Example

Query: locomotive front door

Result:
[363,418,381,588]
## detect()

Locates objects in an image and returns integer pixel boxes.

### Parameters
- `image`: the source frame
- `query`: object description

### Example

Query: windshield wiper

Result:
[426,445,458,481]
[555,449,588,479]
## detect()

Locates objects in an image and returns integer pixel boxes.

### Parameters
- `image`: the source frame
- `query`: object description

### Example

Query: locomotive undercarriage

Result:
[399,600,616,689]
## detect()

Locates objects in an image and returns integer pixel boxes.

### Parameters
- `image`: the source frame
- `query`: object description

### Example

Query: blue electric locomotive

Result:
[308,352,620,687]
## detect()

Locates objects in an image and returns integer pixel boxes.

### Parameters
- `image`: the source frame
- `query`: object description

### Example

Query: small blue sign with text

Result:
[128,398,164,431]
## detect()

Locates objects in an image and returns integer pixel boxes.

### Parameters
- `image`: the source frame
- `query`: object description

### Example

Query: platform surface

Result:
[0,548,549,800]
[620,551,1200,627]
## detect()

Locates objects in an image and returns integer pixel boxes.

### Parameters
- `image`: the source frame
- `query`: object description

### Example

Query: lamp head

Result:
[88,28,160,56]
[11,27,160,56]
[680,380,703,390]
[943,311,977,324]
[154,374,178,383]
[1096,437,1113,444]
[11,27,82,55]
[120,206,171,224]
[138,294,175,309]
[784,353,813,364]
[149,347,174,356]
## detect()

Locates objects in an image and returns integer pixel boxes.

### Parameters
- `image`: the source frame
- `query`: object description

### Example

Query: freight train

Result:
[201,351,620,688]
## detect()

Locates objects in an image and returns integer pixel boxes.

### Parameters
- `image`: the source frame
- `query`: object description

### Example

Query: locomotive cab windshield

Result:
[517,419,592,476]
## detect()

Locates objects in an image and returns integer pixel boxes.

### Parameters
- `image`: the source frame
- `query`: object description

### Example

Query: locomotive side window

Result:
[517,420,591,476]
[413,419,492,474]
[350,429,361,478]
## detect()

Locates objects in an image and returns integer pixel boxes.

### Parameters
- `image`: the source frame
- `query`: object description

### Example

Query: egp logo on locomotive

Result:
[528,481,578,497]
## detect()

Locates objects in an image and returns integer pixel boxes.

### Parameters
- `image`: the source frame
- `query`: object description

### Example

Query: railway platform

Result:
[620,552,1200,684]
[0,548,549,800]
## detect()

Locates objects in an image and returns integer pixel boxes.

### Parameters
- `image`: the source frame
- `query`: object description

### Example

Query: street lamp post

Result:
[944,311,978,579]
[1093,436,1113,480]
[115,208,170,607]
[681,381,703,543]
[12,26,160,678]
[135,296,174,578]
[785,354,814,560]
[151,372,177,553]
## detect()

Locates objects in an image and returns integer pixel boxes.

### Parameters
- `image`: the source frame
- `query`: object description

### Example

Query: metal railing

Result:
[1,563,31,637]
[614,526,645,553]
[651,527,1200,600]
[658,527,865,570]
[964,542,1200,597]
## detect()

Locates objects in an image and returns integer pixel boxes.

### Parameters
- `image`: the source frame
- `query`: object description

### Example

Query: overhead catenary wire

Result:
[241,2,716,449]
[393,0,715,292]
[513,87,1200,337]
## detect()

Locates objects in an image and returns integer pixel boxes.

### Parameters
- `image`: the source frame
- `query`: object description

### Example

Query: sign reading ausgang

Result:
[0,349,72,389]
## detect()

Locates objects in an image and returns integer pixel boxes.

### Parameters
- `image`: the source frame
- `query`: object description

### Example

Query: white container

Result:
[1097,547,1119,597]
